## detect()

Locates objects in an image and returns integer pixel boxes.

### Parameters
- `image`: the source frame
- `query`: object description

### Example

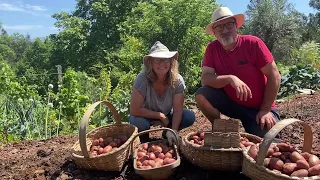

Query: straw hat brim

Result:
[205,14,245,35]
[143,51,178,63]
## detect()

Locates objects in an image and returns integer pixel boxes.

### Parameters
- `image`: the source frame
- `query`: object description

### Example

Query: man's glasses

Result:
[152,58,171,64]
[212,22,236,32]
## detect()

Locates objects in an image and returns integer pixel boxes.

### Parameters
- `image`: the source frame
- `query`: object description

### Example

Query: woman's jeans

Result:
[129,108,196,142]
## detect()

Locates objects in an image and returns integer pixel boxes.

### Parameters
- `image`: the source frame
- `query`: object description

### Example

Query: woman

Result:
[129,41,196,144]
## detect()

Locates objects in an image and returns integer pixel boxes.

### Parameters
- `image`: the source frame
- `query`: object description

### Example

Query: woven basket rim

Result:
[242,146,320,179]
[72,123,138,159]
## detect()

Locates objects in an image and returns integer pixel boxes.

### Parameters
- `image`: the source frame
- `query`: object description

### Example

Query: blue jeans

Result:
[129,108,195,141]
[196,86,280,138]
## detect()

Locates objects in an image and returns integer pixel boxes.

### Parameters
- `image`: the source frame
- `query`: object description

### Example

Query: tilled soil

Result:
[0,94,320,180]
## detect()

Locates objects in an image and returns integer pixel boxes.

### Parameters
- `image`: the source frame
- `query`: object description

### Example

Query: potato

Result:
[118,135,128,143]
[291,169,309,177]
[137,151,146,158]
[98,147,104,154]
[301,152,312,161]
[109,141,118,148]
[200,132,205,139]
[272,152,282,158]
[90,151,98,157]
[136,161,142,167]
[192,135,199,141]
[149,152,156,160]
[277,143,291,152]
[280,152,291,161]
[263,158,270,167]
[308,155,320,167]
[243,142,255,147]
[273,146,280,153]
[142,143,148,150]
[285,159,292,163]
[163,158,176,165]
[148,160,156,168]
[296,159,310,170]
[158,153,165,159]
[102,145,112,154]
[92,139,100,146]
[308,164,320,176]
[165,152,173,159]
[290,151,304,163]
[98,137,104,143]
[248,144,258,160]
[269,158,284,171]
[283,163,298,175]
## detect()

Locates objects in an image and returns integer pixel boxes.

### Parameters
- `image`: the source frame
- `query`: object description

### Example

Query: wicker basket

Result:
[242,118,320,180]
[180,118,262,171]
[131,128,181,180]
[71,101,140,171]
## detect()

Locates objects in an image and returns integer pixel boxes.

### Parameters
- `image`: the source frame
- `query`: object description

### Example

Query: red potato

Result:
[291,169,309,177]
[200,132,205,139]
[308,155,320,167]
[283,163,298,175]
[98,147,104,154]
[98,138,104,143]
[92,139,99,146]
[272,152,282,158]
[276,143,291,152]
[301,152,312,161]
[269,158,284,171]
[266,148,275,157]
[118,135,128,144]
[308,164,320,176]
[102,145,112,154]
[296,159,310,170]
[149,152,156,160]
[105,137,113,144]
[109,141,118,148]
[143,143,148,150]
[290,151,305,163]
[137,151,146,158]
[90,151,98,157]
[248,144,258,161]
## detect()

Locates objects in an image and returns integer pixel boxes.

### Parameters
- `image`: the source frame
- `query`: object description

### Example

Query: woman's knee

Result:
[129,116,150,132]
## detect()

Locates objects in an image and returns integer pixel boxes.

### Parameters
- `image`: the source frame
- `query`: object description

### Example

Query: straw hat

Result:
[143,41,178,64]
[205,7,245,35]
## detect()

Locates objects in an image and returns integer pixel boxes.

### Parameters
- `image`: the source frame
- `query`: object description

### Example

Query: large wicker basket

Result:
[71,101,140,171]
[180,118,262,171]
[131,128,181,180]
[242,118,320,180]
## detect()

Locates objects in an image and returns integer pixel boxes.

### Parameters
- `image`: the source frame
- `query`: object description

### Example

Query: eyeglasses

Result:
[212,22,236,32]
[152,58,171,64]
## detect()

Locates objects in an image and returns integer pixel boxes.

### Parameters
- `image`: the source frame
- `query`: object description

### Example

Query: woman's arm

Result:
[171,93,184,130]
[130,88,167,121]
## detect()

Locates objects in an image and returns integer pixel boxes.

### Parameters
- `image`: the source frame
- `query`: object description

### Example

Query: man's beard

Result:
[221,34,235,46]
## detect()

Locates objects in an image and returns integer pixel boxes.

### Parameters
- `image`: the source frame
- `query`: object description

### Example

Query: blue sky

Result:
[0,0,317,39]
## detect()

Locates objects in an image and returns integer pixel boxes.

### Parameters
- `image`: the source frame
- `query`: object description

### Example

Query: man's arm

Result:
[201,66,233,88]
[260,61,281,111]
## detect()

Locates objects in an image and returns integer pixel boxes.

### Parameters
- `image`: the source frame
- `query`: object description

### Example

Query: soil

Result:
[1,93,320,180]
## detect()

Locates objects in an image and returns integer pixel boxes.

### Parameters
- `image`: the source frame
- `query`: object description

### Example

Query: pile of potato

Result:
[89,135,128,157]
[188,132,205,146]
[248,142,320,177]
[240,136,261,148]
[136,142,177,169]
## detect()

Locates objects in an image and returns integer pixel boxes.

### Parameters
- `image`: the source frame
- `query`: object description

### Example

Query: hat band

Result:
[214,15,232,22]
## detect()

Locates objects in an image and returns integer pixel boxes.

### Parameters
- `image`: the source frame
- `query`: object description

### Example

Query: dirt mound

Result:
[1,94,319,180]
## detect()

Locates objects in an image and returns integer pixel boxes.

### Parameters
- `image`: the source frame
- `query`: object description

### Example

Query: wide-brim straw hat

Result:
[205,7,245,35]
[143,41,178,64]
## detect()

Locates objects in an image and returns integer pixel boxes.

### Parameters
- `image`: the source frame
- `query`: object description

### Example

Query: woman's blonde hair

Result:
[143,55,179,87]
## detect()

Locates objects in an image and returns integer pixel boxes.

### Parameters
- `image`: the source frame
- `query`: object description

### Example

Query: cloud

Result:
[3,25,43,30]
[24,4,47,12]
[0,3,24,11]
[0,2,47,13]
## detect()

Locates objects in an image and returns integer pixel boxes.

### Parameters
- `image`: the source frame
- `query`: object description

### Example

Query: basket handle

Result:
[79,101,121,158]
[130,128,179,158]
[256,118,313,166]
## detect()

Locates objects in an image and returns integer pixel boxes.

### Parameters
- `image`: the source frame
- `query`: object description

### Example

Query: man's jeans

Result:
[129,108,196,142]
[195,86,280,138]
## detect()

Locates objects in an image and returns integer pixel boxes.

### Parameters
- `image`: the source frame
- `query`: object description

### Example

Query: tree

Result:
[245,0,302,61]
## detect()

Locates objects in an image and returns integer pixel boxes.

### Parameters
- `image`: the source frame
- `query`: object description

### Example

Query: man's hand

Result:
[166,130,180,146]
[159,113,169,127]
[229,76,252,101]
[256,110,277,130]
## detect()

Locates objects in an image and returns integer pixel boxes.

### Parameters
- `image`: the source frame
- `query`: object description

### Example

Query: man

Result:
[195,7,281,138]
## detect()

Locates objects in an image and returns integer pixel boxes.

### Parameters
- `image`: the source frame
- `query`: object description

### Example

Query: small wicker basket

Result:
[242,118,320,180]
[131,128,181,180]
[180,118,262,171]
[71,101,140,171]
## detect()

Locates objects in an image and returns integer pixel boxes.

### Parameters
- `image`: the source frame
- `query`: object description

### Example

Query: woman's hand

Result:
[159,112,169,127]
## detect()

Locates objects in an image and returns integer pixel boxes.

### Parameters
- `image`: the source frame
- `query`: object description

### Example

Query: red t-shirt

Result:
[202,35,276,109]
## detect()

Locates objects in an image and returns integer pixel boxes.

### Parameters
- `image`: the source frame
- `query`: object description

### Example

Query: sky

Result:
[0,0,318,39]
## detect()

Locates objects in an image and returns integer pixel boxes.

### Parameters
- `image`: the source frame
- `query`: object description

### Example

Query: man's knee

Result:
[181,109,196,128]
[129,116,150,132]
